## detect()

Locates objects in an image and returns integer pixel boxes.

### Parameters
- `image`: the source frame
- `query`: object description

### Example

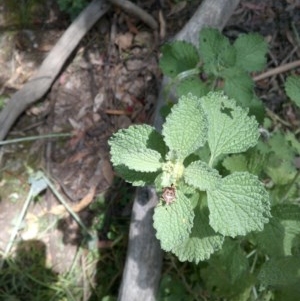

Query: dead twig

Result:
[105,109,131,115]
[109,0,158,30]
[253,60,300,82]
[0,0,111,141]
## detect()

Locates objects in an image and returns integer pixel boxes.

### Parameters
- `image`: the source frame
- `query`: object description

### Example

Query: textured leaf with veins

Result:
[201,92,259,164]
[109,124,163,172]
[162,94,207,160]
[153,190,194,251]
[207,172,270,237]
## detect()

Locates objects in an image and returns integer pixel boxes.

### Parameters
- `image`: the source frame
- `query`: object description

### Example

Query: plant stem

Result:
[41,173,91,237]
[0,133,72,146]
[176,68,201,81]
[0,185,34,269]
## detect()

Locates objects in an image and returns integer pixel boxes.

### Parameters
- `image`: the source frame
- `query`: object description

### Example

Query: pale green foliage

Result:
[162,94,207,160]
[171,205,224,263]
[222,154,248,172]
[201,92,259,163]
[155,26,300,300]
[286,131,300,153]
[113,165,158,186]
[285,75,300,108]
[222,149,266,176]
[207,172,270,237]
[109,124,163,172]
[109,92,270,262]
[224,131,299,189]
[262,132,298,186]
[153,190,194,251]
[184,160,221,190]
[176,76,209,98]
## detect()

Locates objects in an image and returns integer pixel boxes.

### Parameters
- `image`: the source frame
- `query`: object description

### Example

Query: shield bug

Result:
[161,184,176,205]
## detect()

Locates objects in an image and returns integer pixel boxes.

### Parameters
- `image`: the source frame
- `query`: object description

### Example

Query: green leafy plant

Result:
[159,28,268,118]
[3,0,41,27]
[109,92,271,262]
[285,75,300,108]
[109,27,300,300]
[56,0,90,19]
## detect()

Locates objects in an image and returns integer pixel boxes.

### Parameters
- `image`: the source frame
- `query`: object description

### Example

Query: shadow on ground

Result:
[0,239,59,300]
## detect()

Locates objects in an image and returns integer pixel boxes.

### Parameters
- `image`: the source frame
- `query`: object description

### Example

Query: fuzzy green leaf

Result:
[177,76,209,98]
[285,75,300,108]
[184,160,221,191]
[266,159,296,186]
[267,131,295,161]
[253,216,285,257]
[234,33,268,72]
[199,28,234,75]
[199,28,227,62]
[263,132,297,185]
[200,92,259,163]
[159,41,199,78]
[258,256,300,287]
[217,240,250,283]
[114,164,159,186]
[222,154,248,172]
[286,131,300,153]
[222,68,254,106]
[223,150,266,175]
[207,172,270,237]
[273,204,300,256]
[109,124,163,172]
[117,147,161,172]
[162,94,207,160]
[171,205,224,263]
[153,190,194,251]
[201,239,253,299]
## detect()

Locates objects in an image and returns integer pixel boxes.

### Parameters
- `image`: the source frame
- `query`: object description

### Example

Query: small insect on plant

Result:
[161,184,176,205]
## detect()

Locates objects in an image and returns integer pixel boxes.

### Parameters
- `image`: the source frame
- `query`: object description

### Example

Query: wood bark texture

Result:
[118,1,241,301]
[0,0,111,140]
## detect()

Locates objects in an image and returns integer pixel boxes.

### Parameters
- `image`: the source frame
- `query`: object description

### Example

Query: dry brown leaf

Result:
[71,186,96,213]
[115,32,133,50]
[67,149,90,163]
[167,1,187,16]
[48,186,96,216]
[101,159,114,186]
[48,204,67,216]
[98,240,113,249]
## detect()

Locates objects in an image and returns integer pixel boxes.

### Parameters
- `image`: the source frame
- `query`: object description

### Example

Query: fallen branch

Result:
[253,59,300,82]
[109,0,158,30]
[0,0,111,140]
[118,1,241,301]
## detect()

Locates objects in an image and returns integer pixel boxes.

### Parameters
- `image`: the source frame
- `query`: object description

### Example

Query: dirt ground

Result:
[0,0,299,299]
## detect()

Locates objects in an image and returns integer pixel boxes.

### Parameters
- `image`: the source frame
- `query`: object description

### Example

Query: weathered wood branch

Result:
[118,1,241,301]
[0,0,111,141]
